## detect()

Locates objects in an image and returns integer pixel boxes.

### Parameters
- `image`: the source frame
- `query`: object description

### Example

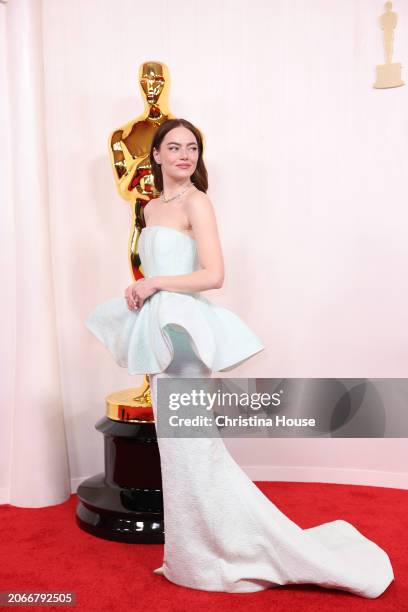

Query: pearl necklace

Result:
[160,182,194,203]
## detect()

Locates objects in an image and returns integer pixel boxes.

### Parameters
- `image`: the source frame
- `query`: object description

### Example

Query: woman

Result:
[85,118,394,597]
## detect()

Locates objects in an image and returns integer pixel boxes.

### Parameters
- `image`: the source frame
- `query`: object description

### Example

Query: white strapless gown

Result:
[85,226,394,598]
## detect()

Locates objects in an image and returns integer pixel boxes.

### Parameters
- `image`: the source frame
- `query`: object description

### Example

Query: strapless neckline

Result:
[141,225,196,242]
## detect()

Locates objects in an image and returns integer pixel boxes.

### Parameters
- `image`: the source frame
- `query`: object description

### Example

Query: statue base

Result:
[75,415,164,543]
[373,63,404,88]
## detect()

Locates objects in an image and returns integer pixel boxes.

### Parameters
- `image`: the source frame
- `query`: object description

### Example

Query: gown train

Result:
[148,327,394,597]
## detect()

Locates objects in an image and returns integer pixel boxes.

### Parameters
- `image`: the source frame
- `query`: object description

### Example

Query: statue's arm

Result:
[109,130,139,201]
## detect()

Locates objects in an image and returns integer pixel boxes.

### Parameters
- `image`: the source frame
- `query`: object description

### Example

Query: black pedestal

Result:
[76,416,164,543]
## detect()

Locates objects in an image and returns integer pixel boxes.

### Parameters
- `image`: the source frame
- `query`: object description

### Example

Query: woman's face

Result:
[153,126,199,181]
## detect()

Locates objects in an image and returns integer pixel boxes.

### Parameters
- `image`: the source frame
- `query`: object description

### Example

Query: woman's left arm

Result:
[127,193,224,309]
[155,193,224,292]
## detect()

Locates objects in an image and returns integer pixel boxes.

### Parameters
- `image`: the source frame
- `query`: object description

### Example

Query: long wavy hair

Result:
[149,118,208,193]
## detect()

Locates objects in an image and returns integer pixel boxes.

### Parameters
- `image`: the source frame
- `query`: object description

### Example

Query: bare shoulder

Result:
[145,196,161,210]
[144,197,160,217]
[188,188,212,205]
[185,189,214,217]
[185,189,219,241]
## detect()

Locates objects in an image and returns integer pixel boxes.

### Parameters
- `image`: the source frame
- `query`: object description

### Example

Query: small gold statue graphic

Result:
[374,2,405,88]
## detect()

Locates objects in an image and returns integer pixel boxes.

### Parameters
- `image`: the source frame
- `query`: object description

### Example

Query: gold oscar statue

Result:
[106,61,176,422]
[374,2,405,88]
[76,62,173,544]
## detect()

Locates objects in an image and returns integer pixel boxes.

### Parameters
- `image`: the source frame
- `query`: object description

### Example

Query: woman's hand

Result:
[125,278,157,311]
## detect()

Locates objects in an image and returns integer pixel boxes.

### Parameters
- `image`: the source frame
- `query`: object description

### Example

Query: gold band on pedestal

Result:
[105,375,154,423]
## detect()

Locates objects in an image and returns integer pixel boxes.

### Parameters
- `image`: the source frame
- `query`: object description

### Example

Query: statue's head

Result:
[139,61,168,105]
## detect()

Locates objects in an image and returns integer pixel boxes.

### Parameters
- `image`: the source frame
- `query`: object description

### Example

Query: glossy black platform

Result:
[76,416,164,543]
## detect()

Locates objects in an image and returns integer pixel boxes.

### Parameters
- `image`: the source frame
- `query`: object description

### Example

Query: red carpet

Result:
[0,482,406,611]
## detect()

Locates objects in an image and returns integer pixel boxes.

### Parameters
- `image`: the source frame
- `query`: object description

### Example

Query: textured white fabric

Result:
[150,328,394,597]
